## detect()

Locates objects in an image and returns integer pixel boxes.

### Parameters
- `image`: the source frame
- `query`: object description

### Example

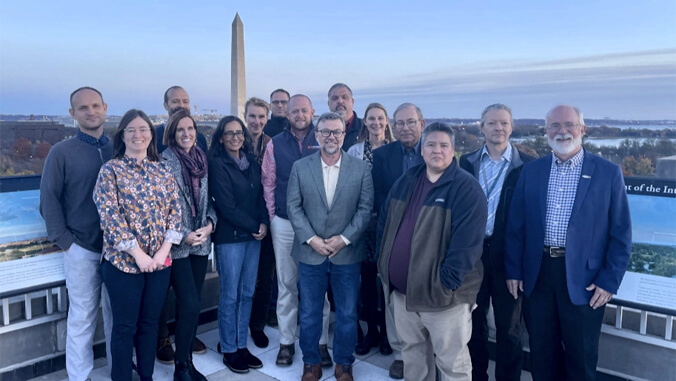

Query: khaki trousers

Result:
[393,291,473,381]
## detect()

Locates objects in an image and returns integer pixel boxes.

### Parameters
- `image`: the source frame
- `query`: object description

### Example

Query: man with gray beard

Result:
[504,105,632,381]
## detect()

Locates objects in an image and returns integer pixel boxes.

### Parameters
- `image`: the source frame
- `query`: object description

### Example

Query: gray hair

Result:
[316,112,346,130]
[546,104,585,126]
[422,122,455,147]
[393,103,423,121]
[327,83,353,97]
[480,103,513,128]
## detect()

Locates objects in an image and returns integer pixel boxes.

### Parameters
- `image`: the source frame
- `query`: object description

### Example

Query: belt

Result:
[544,246,565,257]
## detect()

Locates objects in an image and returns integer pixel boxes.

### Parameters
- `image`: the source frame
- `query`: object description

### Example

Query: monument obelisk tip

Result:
[231,13,246,117]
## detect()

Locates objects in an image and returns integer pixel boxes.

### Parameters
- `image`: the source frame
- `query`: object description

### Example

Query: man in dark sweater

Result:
[264,88,290,137]
[40,87,113,380]
[461,104,534,381]
[327,83,361,150]
[377,122,487,381]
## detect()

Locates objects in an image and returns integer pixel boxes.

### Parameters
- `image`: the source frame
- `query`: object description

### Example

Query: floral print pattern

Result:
[94,156,182,274]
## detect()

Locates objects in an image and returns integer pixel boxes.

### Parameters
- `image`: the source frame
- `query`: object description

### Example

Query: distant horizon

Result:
[1,2,674,120]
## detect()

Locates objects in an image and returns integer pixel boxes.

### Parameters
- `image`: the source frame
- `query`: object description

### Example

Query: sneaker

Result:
[222,351,249,374]
[275,343,295,366]
[192,337,207,354]
[156,338,175,364]
[251,329,269,348]
[319,344,333,368]
[238,348,263,369]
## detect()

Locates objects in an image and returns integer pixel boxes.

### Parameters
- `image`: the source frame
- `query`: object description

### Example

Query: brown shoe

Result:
[276,343,295,366]
[192,337,207,354]
[301,363,322,381]
[156,337,175,364]
[319,344,333,367]
[335,364,354,381]
[388,359,404,379]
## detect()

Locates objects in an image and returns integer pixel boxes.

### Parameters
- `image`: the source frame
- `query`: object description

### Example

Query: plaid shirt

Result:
[479,144,512,236]
[544,149,585,247]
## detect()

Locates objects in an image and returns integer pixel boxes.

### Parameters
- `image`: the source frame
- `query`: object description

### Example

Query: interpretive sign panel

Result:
[0,187,64,297]
[615,177,676,311]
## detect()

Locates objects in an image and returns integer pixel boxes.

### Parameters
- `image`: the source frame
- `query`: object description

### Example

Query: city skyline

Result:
[1,1,675,120]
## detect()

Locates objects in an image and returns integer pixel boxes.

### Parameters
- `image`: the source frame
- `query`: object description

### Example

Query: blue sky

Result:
[1,0,675,119]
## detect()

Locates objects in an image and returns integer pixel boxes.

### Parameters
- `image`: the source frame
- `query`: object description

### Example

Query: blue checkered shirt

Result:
[544,149,585,247]
[480,144,512,237]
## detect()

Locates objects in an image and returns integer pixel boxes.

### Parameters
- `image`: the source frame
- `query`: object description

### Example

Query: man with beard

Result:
[327,83,361,150]
[505,105,632,381]
[264,88,291,137]
[287,112,373,381]
[155,85,208,363]
[261,95,333,368]
[40,87,113,379]
[156,85,207,154]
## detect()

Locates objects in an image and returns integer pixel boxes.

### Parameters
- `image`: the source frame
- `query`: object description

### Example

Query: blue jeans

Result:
[102,260,170,381]
[216,240,261,353]
[299,259,361,365]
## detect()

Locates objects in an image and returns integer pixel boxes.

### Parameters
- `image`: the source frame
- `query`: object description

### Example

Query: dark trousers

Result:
[299,260,360,365]
[359,261,385,335]
[170,255,208,362]
[469,246,523,381]
[249,233,275,332]
[523,253,605,381]
[102,260,171,381]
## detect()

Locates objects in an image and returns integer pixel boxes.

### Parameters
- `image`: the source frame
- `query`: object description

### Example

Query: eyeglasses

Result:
[124,127,151,135]
[271,100,288,106]
[318,129,345,138]
[546,122,580,132]
[224,130,245,138]
[394,119,419,129]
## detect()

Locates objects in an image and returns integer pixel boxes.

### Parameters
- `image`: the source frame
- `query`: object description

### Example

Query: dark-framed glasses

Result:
[224,130,245,138]
[318,129,345,138]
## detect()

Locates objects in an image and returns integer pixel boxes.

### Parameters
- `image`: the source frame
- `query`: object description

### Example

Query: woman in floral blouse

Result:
[94,109,182,381]
[346,102,396,356]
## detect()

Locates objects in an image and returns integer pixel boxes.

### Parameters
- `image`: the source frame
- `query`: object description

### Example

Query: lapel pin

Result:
[582,175,591,179]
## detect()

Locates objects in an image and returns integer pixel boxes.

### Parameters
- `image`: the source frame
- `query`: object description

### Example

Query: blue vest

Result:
[273,125,320,219]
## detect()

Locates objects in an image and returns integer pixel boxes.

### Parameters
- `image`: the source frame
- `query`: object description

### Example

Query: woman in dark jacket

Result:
[208,116,268,374]
[160,109,216,381]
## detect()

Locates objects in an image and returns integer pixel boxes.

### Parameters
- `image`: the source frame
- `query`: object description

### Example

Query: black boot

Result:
[173,361,192,381]
[188,358,207,381]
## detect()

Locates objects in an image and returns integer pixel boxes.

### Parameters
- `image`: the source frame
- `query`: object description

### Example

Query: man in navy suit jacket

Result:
[505,105,632,381]
[371,102,425,379]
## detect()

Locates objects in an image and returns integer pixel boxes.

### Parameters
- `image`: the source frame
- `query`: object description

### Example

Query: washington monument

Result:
[231,13,246,117]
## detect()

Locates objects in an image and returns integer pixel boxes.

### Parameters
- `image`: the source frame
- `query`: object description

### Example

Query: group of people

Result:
[39,82,632,381]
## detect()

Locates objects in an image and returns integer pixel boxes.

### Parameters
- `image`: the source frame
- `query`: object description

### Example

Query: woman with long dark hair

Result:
[208,116,268,374]
[94,109,182,381]
[160,108,216,380]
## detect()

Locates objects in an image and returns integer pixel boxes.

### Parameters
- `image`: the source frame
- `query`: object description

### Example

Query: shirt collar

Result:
[480,143,512,163]
[77,129,109,147]
[321,154,342,169]
[553,147,584,166]
[399,140,421,155]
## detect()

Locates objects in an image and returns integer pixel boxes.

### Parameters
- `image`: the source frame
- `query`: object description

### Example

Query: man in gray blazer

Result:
[287,112,374,381]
